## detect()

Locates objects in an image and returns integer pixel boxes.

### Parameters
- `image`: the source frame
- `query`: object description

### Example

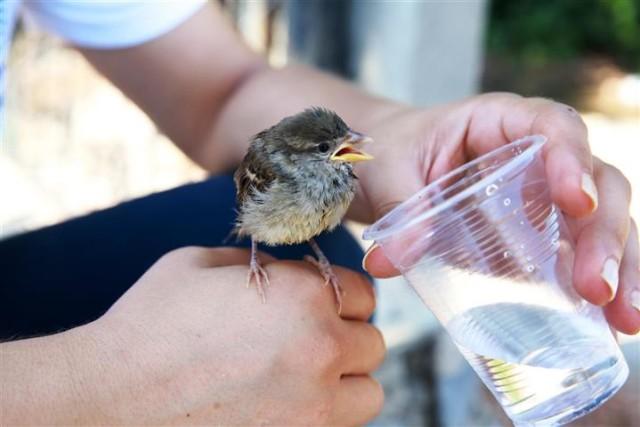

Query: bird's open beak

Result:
[330,131,374,163]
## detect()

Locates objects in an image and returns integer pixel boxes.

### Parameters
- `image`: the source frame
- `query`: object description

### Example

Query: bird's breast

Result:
[237,172,356,245]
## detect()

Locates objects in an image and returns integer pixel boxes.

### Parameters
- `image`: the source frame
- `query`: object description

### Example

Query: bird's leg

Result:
[304,238,344,313]
[247,238,270,303]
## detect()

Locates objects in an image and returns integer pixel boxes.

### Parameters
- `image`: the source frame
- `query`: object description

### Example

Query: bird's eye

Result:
[318,142,330,153]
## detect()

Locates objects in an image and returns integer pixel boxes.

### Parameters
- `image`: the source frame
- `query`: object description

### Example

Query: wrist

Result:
[356,98,413,134]
[349,105,424,223]
[67,316,159,424]
[0,321,109,424]
[45,318,146,425]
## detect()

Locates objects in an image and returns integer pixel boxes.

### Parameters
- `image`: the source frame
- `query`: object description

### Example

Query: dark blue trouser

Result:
[0,175,365,341]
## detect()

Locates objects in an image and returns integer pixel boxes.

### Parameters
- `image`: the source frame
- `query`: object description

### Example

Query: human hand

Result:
[78,247,384,425]
[355,93,638,334]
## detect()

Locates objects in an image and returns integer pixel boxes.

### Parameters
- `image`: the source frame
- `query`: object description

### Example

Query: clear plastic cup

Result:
[363,135,629,426]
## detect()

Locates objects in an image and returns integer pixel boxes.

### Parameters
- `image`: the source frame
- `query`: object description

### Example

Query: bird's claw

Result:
[304,255,344,314]
[247,257,270,303]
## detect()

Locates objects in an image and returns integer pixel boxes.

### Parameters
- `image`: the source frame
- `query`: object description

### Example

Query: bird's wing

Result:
[234,144,276,206]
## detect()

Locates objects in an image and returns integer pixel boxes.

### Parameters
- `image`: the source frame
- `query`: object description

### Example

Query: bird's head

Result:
[266,108,374,168]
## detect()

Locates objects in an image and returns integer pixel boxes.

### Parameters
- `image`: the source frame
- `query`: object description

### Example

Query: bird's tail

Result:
[223,220,245,245]
[223,207,244,245]
[223,228,240,245]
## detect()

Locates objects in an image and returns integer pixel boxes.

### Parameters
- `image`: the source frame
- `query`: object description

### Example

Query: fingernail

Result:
[601,257,619,302]
[631,289,640,313]
[362,243,379,272]
[581,173,598,211]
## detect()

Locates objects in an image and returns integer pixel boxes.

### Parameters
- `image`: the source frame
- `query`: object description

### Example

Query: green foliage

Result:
[487,0,640,70]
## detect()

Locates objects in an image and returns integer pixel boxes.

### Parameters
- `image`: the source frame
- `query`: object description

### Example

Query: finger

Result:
[328,265,377,321]
[362,244,400,278]
[573,161,631,305]
[338,321,386,375]
[330,376,384,426]
[604,219,640,335]
[511,98,595,217]
[467,95,595,217]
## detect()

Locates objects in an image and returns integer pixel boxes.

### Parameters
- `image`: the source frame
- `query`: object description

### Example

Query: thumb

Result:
[362,244,400,278]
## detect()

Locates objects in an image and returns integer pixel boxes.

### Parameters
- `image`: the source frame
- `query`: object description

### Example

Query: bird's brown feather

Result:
[234,136,276,206]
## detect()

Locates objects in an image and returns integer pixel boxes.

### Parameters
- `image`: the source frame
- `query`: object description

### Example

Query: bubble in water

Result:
[519,220,525,226]
[526,255,532,262]
[503,251,511,259]
[485,184,499,196]
[503,198,512,206]
[525,264,535,273]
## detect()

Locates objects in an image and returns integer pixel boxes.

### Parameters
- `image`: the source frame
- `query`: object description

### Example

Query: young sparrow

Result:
[233,107,373,312]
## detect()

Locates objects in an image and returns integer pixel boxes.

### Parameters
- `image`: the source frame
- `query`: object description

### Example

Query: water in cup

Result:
[448,303,627,426]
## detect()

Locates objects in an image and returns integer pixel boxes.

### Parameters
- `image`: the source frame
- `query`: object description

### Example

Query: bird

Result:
[233,107,374,312]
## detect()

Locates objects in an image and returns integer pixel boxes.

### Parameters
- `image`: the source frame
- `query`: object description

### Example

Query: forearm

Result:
[208,63,408,172]
[0,323,118,425]
[80,3,406,175]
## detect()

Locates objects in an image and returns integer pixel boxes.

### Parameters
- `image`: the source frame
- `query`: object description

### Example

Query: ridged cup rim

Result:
[363,135,548,242]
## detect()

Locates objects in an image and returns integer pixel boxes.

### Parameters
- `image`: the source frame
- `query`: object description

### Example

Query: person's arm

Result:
[1,326,108,424]
[78,2,403,174]
[78,1,638,334]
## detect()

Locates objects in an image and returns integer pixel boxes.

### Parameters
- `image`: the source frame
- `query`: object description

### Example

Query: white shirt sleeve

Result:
[23,0,207,49]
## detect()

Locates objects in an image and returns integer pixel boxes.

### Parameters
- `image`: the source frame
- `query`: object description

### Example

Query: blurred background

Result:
[2,0,639,425]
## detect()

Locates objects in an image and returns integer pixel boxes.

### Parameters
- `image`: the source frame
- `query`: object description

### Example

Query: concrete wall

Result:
[350,0,488,106]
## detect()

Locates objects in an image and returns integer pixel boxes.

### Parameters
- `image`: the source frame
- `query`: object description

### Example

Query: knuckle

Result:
[549,100,579,116]
[312,328,343,370]
[527,95,554,105]
[598,222,630,254]
[480,92,523,102]
[159,246,201,263]
[473,92,523,111]
[536,100,588,134]
[525,96,560,115]
[151,247,203,276]
[284,320,343,374]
